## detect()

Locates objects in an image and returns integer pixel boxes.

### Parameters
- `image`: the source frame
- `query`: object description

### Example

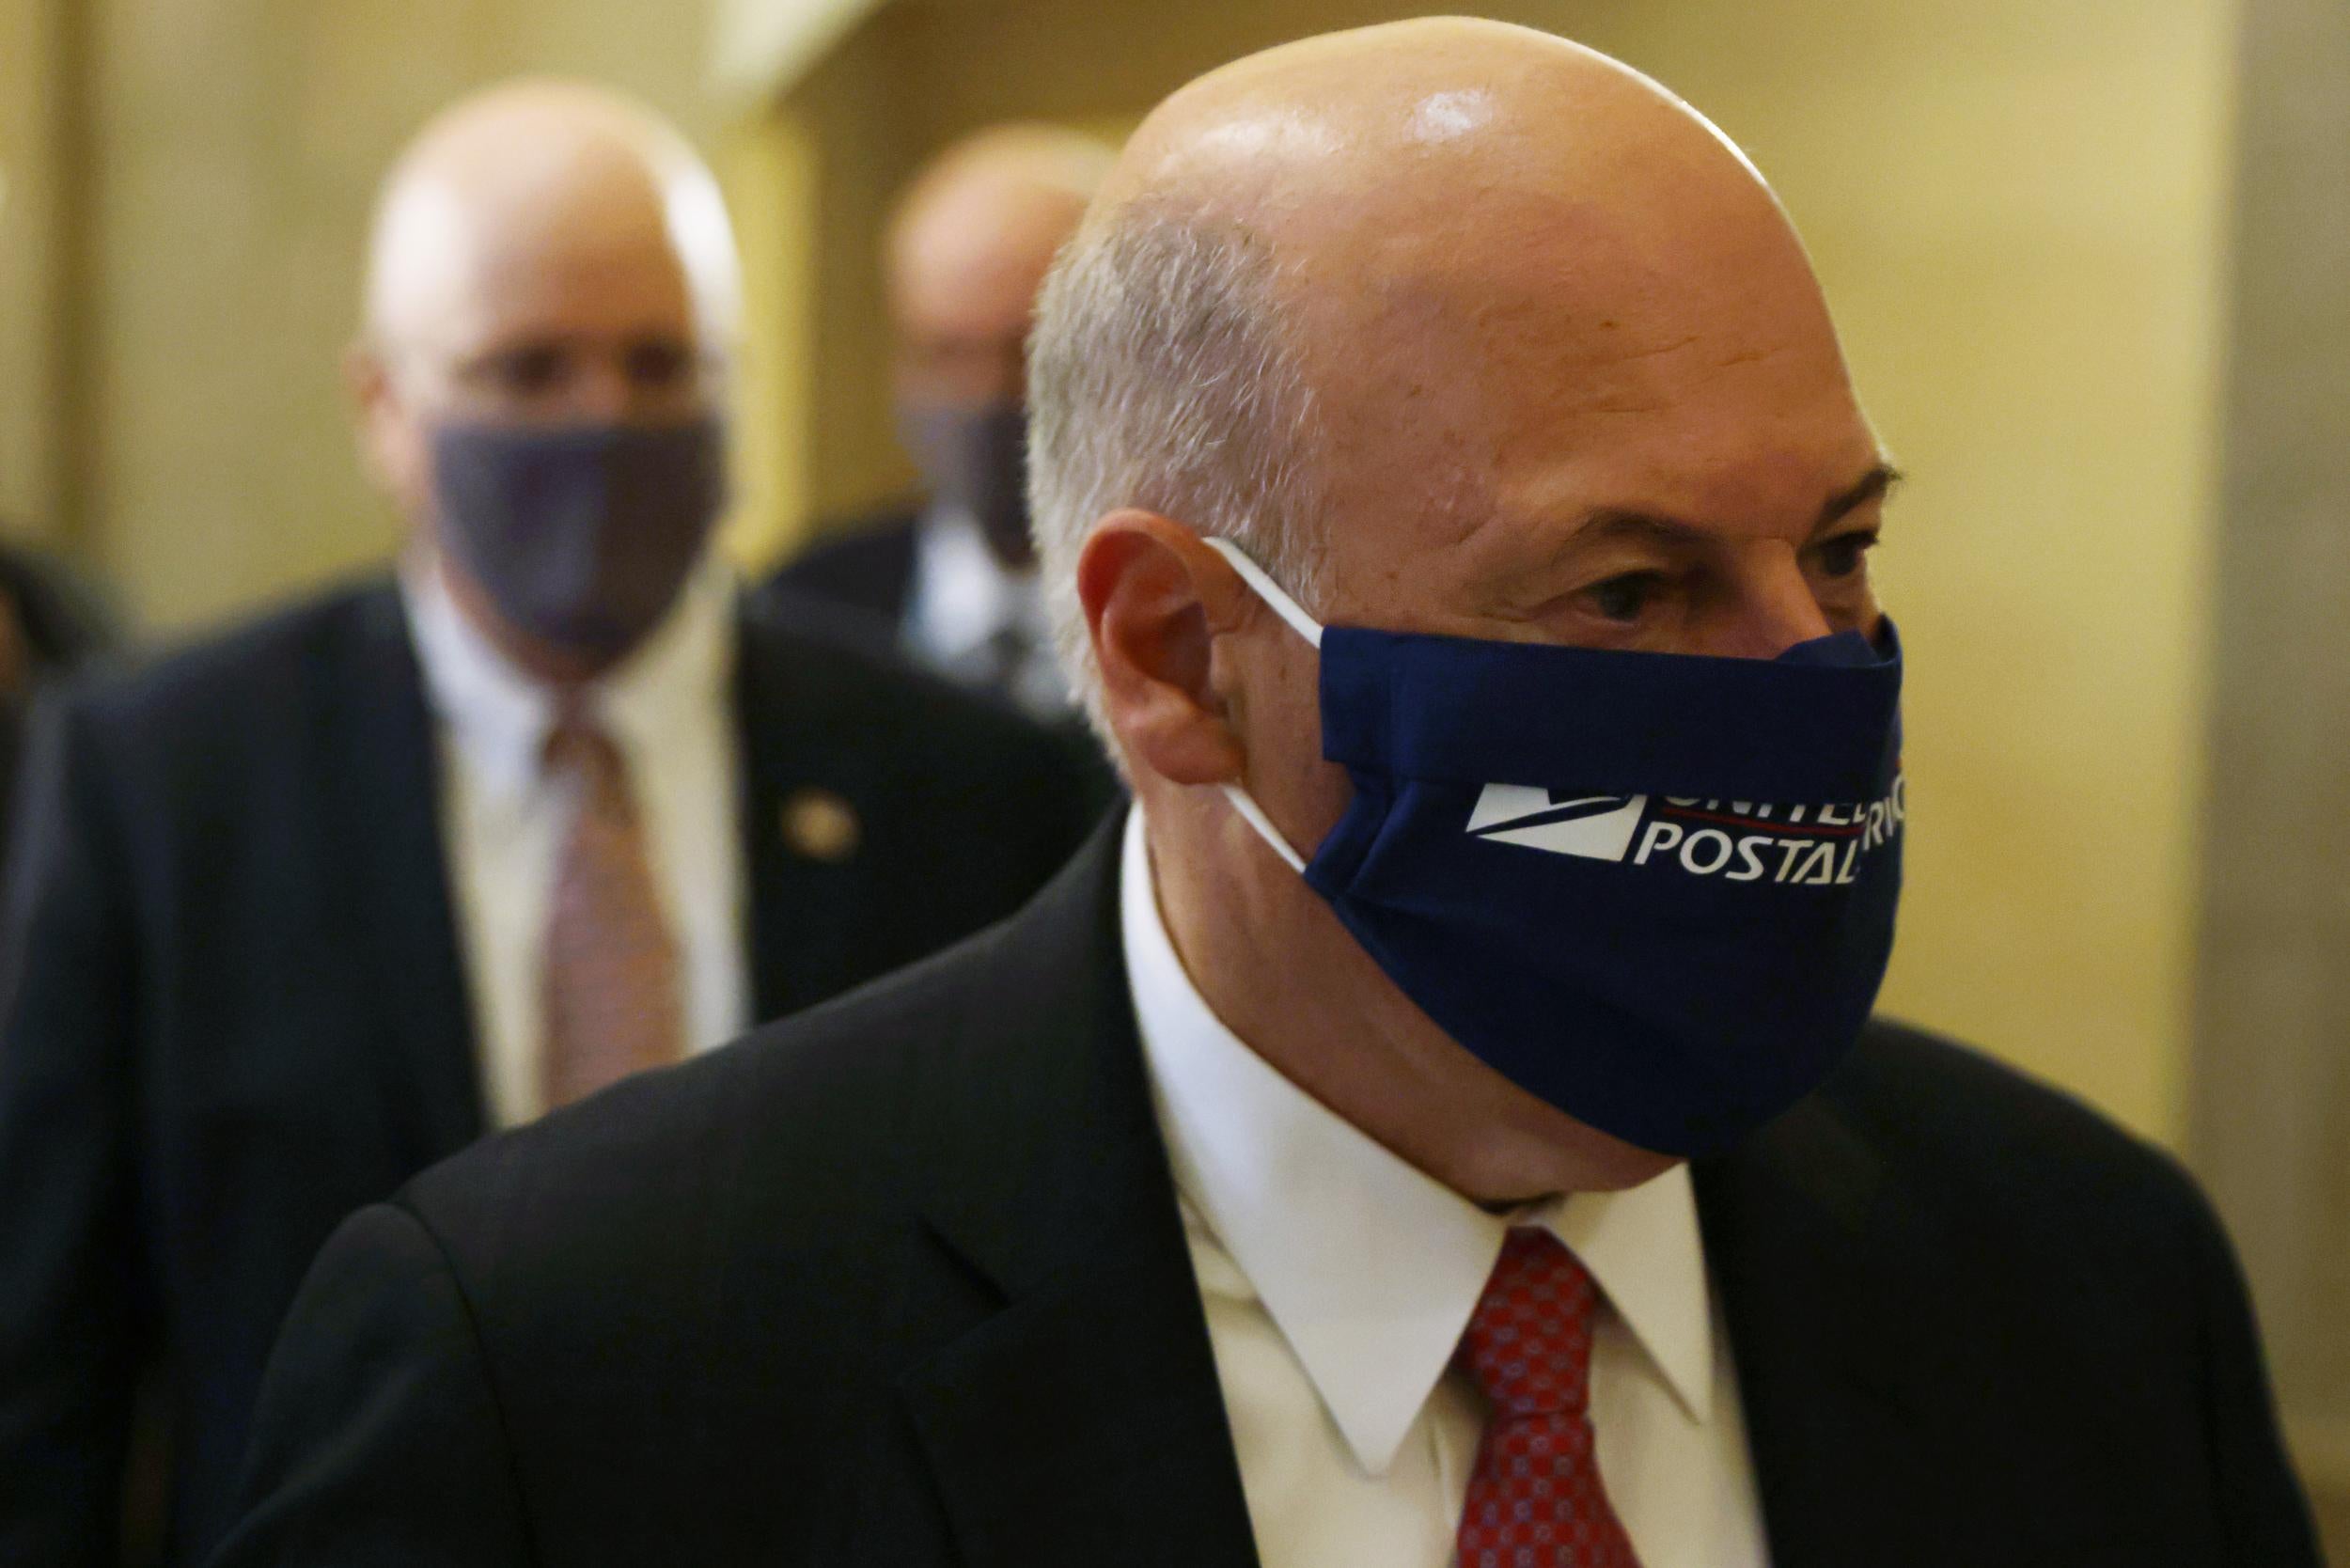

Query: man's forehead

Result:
[894,182,1084,299]
[384,189,697,351]
[1288,235,1854,511]
[1094,23,1853,457]
[367,98,738,351]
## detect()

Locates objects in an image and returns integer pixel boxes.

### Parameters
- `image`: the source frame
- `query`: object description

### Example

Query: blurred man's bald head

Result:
[352,78,738,462]
[364,78,740,354]
[886,124,1115,333]
[350,80,744,682]
[886,123,1118,570]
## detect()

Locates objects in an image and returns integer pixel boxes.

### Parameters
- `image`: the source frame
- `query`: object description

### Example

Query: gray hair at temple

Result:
[1026,201,1332,744]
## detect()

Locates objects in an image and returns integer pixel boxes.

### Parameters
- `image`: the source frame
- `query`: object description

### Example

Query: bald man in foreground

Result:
[219,26,2317,1568]
[769,125,1114,718]
[0,84,1099,1567]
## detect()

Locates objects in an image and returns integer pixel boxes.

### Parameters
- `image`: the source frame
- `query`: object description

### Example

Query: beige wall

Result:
[1586,3,2238,1147]
[0,0,70,539]
[768,0,2236,1146]
[2192,0,2350,1544]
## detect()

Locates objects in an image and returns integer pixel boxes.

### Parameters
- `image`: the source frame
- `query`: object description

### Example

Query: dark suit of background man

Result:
[0,166,128,855]
[765,125,1116,723]
[218,24,2321,1568]
[0,82,1099,1568]
[0,541,121,863]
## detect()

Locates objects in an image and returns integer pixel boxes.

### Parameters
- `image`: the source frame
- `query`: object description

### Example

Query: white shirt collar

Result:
[400,551,737,799]
[596,557,736,762]
[1120,807,1716,1478]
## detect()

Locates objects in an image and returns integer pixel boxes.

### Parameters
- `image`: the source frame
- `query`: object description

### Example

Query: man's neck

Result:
[1141,800,1670,1201]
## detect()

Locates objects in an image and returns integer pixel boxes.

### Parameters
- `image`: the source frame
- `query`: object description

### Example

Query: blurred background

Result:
[0,0,2342,1546]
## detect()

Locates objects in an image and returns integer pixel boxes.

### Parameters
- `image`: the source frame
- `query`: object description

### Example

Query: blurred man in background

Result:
[0,81,1098,1568]
[216,22,2314,1568]
[0,170,125,870]
[768,125,1116,721]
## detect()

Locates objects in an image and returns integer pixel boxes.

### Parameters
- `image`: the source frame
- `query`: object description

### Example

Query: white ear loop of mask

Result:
[1204,536,1324,648]
[1201,535,1323,874]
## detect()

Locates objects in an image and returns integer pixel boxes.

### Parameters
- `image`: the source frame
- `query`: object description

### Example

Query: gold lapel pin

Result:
[781,787,860,864]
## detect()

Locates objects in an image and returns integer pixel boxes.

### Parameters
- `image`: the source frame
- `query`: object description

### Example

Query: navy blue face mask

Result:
[1207,539,1905,1158]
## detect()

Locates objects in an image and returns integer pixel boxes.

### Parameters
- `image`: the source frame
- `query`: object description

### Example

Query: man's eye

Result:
[1813,532,1879,580]
[490,346,569,397]
[624,340,695,390]
[1583,572,1662,623]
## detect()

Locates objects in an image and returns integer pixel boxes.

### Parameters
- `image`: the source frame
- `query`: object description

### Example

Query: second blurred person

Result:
[769,125,1115,720]
[0,81,1101,1568]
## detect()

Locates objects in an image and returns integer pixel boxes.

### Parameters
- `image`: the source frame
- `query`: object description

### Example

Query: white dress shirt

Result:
[1119,808,1772,1568]
[402,557,749,1130]
[901,503,1069,718]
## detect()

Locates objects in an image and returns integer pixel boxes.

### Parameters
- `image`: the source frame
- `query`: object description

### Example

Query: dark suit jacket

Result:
[761,510,1120,810]
[213,815,2320,1568]
[768,505,923,628]
[0,579,1104,1568]
[0,540,123,872]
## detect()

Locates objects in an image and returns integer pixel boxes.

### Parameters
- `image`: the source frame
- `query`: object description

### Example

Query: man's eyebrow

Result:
[1569,510,1712,550]
[1551,462,1903,550]
[1814,463,1902,533]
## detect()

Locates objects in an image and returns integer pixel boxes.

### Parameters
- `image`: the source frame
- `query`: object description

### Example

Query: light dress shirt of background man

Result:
[0,82,1101,1568]
[215,23,2318,1568]
[766,125,1117,726]
[403,552,753,1127]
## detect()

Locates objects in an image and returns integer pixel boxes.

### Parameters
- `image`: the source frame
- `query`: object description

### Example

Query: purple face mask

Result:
[430,416,727,663]
[896,400,1032,567]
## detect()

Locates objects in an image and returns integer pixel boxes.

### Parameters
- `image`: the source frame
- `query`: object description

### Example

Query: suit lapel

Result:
[329,586,484,1162]
[731,603,881,1022]
[899,1249,1262,1568]
[1694,1090,1973,1567]
[898,815,1261,1568]
[854,513,921,625]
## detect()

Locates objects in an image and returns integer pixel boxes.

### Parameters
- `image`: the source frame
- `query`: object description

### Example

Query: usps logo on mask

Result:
[1469,778,1907,884]
[1465,786,1651,861]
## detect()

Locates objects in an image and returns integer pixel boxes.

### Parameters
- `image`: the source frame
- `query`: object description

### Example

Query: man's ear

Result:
[345,341,424,510]
[1078,510,1259,788]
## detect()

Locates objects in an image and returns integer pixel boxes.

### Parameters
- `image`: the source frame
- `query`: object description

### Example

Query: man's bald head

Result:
[887,124,1115,416]
[1102,18,1773,237]
[351,81,743,682]
[1038,21,1891,1197]
[1035,18,1872,701]
[363,79,739,358]
[353,79,737,482]
[885,124,1115,570]
[889,125,1114,306]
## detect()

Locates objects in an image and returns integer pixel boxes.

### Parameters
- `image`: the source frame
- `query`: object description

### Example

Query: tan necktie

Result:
[539,706,686,1112]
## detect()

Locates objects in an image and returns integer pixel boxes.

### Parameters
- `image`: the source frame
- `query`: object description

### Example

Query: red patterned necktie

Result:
[1454,1227,1642,1568]
[539,708,685,1112]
